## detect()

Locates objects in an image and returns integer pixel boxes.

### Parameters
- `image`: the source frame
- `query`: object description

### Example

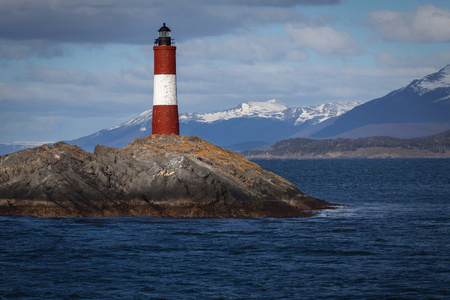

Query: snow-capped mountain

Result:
[291,102,360,125]
[411,64,450,97]
[108,110,153,132]
[180,99,359,125]
[312,65,450,139]
[181,99,290,122]
[68,100,361,152]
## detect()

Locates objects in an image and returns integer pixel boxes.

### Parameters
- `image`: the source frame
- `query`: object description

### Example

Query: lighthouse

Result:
[152,23,179,135]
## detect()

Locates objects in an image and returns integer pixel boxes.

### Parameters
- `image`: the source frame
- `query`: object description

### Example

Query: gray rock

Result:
[0,136,331,217]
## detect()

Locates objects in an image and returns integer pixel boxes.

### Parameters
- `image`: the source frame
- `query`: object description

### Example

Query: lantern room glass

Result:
[159,31,171,38]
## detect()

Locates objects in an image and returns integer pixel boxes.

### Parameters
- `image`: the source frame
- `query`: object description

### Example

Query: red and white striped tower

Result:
[152,23,179,135]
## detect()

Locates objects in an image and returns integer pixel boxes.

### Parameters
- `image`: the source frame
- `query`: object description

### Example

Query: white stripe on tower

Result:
[153,74,177,105]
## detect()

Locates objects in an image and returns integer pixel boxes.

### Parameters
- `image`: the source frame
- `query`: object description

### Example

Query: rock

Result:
[0,135,331,218]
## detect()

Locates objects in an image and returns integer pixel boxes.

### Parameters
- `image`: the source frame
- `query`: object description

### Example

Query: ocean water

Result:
[0,158,449,299]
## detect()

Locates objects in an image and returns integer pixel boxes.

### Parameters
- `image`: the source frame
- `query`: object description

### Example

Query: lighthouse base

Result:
[152,105,179,135]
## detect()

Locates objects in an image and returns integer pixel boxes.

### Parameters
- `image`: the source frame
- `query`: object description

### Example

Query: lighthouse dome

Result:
[158,23,171,33]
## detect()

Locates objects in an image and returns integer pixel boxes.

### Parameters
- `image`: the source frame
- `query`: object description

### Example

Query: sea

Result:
[0,158,449,299]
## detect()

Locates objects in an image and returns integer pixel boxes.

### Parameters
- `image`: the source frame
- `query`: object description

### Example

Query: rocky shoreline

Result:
[0,135,331,218]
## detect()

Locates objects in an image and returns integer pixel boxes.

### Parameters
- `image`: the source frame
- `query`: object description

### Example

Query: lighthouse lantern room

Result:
[152,23,179,135]
[156,23,172,46]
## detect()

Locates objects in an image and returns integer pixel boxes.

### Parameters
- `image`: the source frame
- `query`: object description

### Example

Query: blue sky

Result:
[1,0,449,143]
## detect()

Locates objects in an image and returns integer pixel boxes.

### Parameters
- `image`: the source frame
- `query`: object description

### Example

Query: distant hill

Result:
[241,130,450,159]
[310,65,450,139]
[68,100,360,152]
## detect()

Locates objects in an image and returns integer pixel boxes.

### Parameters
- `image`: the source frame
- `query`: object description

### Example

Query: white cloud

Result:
[367,5,450,43]
[179,34,291,63]
[285,24,364,57]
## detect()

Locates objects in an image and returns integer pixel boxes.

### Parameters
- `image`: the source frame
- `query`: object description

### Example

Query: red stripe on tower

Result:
[152,23,179,135]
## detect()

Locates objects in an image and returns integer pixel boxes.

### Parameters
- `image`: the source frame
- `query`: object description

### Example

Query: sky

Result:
[1,0,450,143]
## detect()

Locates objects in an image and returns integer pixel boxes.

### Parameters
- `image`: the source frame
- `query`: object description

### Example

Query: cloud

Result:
[177,61,412,112]
[117,51,140,64]
[0,75,149,141]
[0,40,70,60]
[0,0,341,64]
[1,57,399,121]
[179,33,293,63]
[375,51,450,70]
[0,63,154,119]
[0,42,31,60]
[16,62,153,91]
[285,24,364,57]
[367,5,450,43]
[0,0,339,45]
[17,66,98,85]
[219,0,340,6]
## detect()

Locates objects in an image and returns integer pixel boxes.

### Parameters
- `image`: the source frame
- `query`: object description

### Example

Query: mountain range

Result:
[68,100,361,152]
[1,65,449,155]
[311,65,450,139]
[68,65,449,152]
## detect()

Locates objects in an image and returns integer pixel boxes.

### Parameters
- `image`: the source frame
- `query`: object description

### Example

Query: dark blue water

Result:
[1,159,449,299]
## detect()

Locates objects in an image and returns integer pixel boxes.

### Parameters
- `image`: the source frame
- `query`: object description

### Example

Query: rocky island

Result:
[0,135,330,218]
